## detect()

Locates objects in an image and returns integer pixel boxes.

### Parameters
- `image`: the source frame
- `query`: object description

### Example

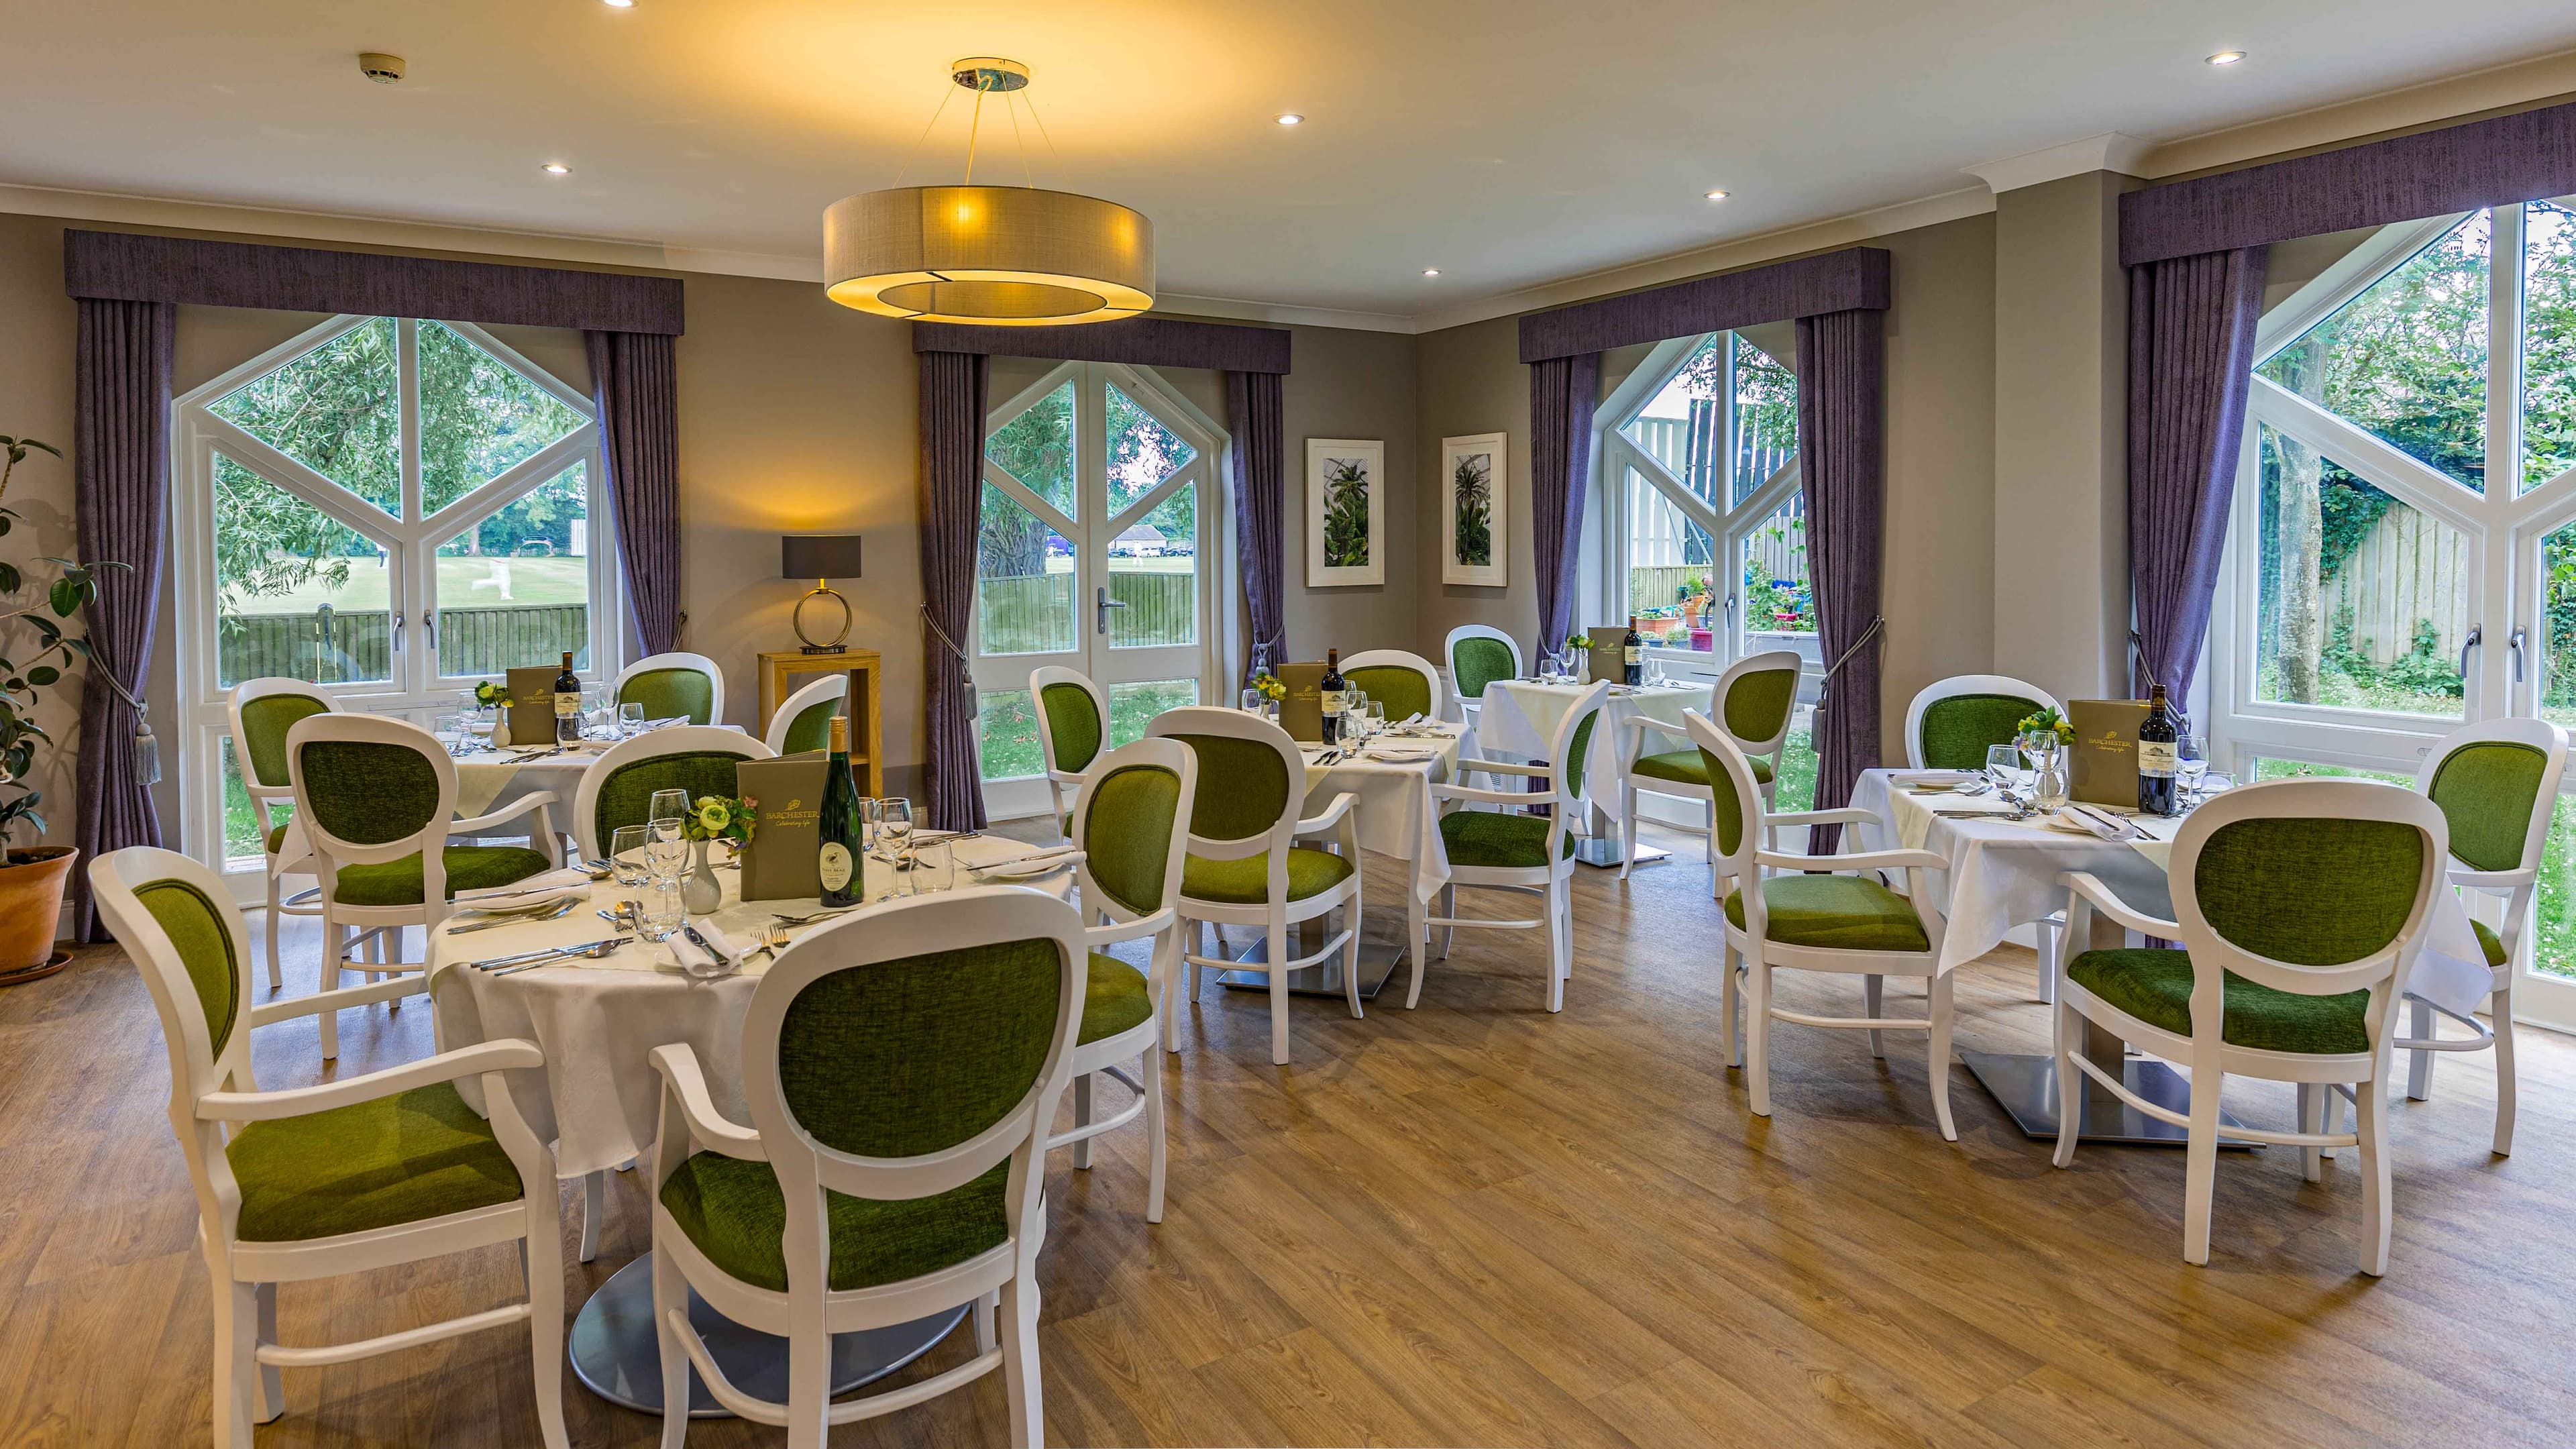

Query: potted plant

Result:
[0,435,121,983]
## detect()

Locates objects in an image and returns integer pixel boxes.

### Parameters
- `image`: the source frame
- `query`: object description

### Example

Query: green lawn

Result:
[227,555,592,614]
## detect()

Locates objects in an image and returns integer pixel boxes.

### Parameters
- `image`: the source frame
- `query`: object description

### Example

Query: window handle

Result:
[390,613,403,654]
[2510,625,2527,684]
[1095,586,1128,636]
[423,610,439,649]
[2458,624,2482,682]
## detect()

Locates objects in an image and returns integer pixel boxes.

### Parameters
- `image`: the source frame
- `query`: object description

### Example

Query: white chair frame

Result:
[570,724,777,862]
[1417,680,1608,1013]
[1030,665,1111,843]
[1694,712,1962,1140]
[647,888,1085,1447]
[284,712,558,1060]
[1150,706,1364,1065]
[762,672,848,755]
[1618,649,1803,880]
[2051,779,2445,1275]
[1050,738,1198,1222]
[2397,718,2568,1156]
[615,650,728,727]
[1900,674,2061,770]
[227,676,337,990]
[1340,648,1448,727]
[91,847,566,1449]
[1444,623,1523,752]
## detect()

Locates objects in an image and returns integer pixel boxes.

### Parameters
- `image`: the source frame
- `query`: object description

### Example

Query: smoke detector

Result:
[358,52,406,84]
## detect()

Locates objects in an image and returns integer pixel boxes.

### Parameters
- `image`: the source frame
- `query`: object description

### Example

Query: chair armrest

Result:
[1087,908,1175,949]
[2447,867,2532,890]
[247,971,425,1029]
[1766,807,1878,827]
[2059,871,2182,939]
[199,1038,543,1121]
[451,790,561,835]
[1458,757,1553,778]
[1432,784,1552,809]
[649,1044,764,1161]
[1048,770,1085,786]
[1295,792,1358,833]
[1756,847,1947,875]
[1623,716,1690,741]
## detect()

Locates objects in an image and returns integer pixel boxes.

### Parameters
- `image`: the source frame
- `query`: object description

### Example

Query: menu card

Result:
[2068,698,2151,810]
[1585,626,1629,684]
[1277,661,1327,742]
[736,751,826,902]
[499,665,561,746]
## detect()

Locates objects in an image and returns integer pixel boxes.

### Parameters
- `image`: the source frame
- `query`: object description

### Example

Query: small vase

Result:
[682,839,723,914]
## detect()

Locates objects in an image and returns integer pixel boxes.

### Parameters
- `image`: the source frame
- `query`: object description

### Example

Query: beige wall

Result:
[0,215,85,855]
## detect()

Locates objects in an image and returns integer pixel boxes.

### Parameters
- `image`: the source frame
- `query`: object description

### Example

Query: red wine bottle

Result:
[1622,616,1644,686]
[2137,685,2178,817]
[552,651,581,745]
[1319,649,1347,745]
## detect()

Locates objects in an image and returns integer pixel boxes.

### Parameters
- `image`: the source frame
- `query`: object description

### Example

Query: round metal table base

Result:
[570,1253,971,1418]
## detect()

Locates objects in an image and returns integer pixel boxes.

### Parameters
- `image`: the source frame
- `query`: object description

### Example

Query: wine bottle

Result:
[818,715,861,907]
[552,651,582,745]
[2138,684,2178,817]
[1623,615,1644,686]
[1318,649,1347,745]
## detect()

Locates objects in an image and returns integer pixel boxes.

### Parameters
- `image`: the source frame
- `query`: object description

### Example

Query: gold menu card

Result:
[1277,661,1328,743]
[499,665,562,746]
[2068,698,2150,810]
[736,751,826,902]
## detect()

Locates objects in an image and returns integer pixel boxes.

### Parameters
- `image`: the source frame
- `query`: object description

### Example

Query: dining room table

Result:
[1473,676,1703,865]
[1847,767,2498,1146]
[425,834,1073,1419]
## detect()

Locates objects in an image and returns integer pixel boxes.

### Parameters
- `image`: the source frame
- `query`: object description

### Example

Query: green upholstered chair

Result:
[1619,649,1805,882]
[614,650,726,727]
[1050,738,1198,1222]
[645,888,1085,1446]
[2395,718,2569,1156]
[1901,674,2059,770]
[2051,779,2447,1275]
[91,847,566,1449]
[763,672,847,755]
[1340,649,1446,727]
[227,677,336,990]
[1148,705,1365,1065]
[1419,680,1610,1014]
[284,712,559,1060]
[1446,624,1523,753]
[1688,710,1962,1140]
[1031,665,1110,842]
[570,724,776,861]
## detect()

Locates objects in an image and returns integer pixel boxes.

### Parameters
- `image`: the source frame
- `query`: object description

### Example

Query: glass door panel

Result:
[433,461,594,678]
[212,453,396,688]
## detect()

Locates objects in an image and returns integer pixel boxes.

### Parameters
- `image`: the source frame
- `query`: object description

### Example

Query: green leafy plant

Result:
[685,792,757,845]
[1251,671,1286,702]
[2015,706,2076,745]
[1322,458,1371,569]
[1450,451,1491,566]
[0,435,125,849]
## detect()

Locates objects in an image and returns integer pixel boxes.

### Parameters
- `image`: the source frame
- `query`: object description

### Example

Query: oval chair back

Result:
[1711,648,1803,766]
[228,677,336,807]
[763,673,847,755]
[1145,706,1307,891]
[572,725,776,861]
[1069,738,1199,926]
[1444,625,1521,714]
[614,651,726,727]
[1902,674,2060,770]
[1032,665,1111,836]
[284,712,464,910]
[1682,710,1769,903]
[1546,680,1612,821]
[1340,649,1445,726]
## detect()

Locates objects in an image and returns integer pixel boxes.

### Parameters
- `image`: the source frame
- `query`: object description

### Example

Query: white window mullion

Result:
[396,319,425,691]
[2485,203,2526,720]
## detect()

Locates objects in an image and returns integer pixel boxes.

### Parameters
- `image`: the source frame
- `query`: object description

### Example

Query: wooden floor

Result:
[8,822,2575,1447]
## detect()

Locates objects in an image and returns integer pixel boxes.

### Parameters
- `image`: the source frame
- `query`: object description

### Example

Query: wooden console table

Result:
[757,649,883,797]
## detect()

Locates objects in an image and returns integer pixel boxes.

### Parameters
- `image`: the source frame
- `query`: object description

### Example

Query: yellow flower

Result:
[694,798,732,834]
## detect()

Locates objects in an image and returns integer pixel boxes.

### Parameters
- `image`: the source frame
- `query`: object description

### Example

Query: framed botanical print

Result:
[1440,432,1507,586]
[1305,438,1384,586]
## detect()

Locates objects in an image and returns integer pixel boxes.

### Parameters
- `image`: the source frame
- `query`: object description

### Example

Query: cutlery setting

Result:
[465,936,631,974]
[445,898,580,933]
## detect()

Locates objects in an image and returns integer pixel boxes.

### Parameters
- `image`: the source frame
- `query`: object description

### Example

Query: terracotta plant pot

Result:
[0,847,78,977]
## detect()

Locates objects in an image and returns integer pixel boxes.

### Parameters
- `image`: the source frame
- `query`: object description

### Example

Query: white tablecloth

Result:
[429,837,1061,1177]
[1477,680,1700,821]
[449,724,753,818]
[1297,726,1462,907]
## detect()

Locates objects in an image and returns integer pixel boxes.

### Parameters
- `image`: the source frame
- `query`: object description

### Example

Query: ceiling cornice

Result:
[1964,132,2154,193]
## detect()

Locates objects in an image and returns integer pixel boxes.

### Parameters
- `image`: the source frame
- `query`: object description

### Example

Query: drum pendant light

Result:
[824,58,1155,326]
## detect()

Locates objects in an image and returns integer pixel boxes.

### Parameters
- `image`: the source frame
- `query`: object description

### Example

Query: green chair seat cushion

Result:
[1180,846,1354,904]
[226,1082,523,1242]
[2471,918,2508,968]
[1438,810,1574,869]
[332,845,554,906]
[657,1152,1012,1293]
[1082,953,1153,1044]
[2065,948,2371,1055]
[1633,748,1771,788]
[1724,875,1930,953]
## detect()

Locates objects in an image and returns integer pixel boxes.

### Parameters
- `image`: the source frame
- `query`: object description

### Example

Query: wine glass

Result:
[1985,743,2023,798]
[433,713,465,757]
[2178,735,2209,808]
[875,797,912,864]
[1365,701,1387,739]
[619,702,647,738]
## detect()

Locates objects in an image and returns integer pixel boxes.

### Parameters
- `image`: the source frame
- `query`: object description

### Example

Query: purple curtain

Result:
[1794,309,1886,853]
[586,331,682,655]
[920,351,990,831]
[1225,371,1287,678]
[70,299,174,941]
[1529,352,1601,655]
[2128,247,2268,705]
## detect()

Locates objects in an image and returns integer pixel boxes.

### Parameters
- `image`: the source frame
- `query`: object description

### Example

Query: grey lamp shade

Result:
[781,534,865,581]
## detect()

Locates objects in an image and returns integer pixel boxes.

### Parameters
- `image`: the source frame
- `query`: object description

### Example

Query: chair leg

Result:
[319,912,343,1061]
[249,1281,283,1424]
[2357,1076,2394,1277]
[1864,975,1885,1059]
[1927,971,1957,1142]
[580,1170,605,1263]
[1340,905,1364,1021]
[1000,1273,1045,1449]
[2182,1062,2224,1267]
[209,1270,262,1447]
[2049,996,2082,1169]
[1544,879,1568,1014]
[1144,1046,1169,1223]
[1720,946,1741,1069]
[1072,1073,1095,1171]
[1746,960,1774,1118]
[974,1288,999,1354]
[1619,788,1638,880]
[1404,892,1428,1010]
[2035,917,2059,1006]
[1267,924,1291,1065]
[2492,985,2517,1157]
[786,1304,830,1449]
[523,1194,570,1449]
[263,875,285,991]
[2404,996,2434,1102]
[1438,885,1456,961]
[2299,1084,2326,1183]
[651,1245,693,1448]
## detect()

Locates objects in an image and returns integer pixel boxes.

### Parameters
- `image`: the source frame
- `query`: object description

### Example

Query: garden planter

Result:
[0,846,76,983]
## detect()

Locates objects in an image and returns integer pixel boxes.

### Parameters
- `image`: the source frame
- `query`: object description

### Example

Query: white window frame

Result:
[170,315,618,884]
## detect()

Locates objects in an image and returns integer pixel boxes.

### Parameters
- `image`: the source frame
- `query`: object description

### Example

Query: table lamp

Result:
[780,534,865,653]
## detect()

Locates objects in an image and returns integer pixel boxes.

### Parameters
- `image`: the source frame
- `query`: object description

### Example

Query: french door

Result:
[970,362,1226,818]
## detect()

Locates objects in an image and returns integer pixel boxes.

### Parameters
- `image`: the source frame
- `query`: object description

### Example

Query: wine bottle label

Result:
[1624,645,1642,665]
[2138,741,2177,777]
[554,692,579,718]
[818,842,853,892]
[1320,690,1347,714]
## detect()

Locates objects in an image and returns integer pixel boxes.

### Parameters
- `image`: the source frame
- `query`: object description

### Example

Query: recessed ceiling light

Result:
[2206,50,2246,66]
[541,162,571,175]
[1275,112,1303,126]
[1705,189,1731,201]
[602,0,635,7]
[1424,268,1440,277]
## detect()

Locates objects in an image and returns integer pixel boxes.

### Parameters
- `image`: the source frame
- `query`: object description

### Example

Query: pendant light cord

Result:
[962,75,990,184]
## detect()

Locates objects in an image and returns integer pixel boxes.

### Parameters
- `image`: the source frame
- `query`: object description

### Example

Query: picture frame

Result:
[1440,432,1507,586]
[1305,437,1385,587]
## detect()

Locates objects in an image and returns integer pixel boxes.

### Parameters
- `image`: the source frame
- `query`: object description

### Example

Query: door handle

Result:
[1095,586,1128,636]
[390,613,404,654]
[2510,625,2528,684]
[2458,624,2482,682]
[423,610,439,649]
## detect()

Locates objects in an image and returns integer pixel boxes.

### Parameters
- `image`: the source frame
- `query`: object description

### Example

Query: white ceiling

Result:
[7,1,2575,321]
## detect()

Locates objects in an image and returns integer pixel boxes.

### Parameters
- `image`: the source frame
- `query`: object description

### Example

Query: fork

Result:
[769,906,859,927]
[445,899,578,934]
[484,938,631,975]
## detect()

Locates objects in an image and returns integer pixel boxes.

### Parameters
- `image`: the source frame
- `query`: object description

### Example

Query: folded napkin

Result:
[667,920,747,975]
[2059,804,2141,841]
[454,867,593,907]
[1892,770,1975,787]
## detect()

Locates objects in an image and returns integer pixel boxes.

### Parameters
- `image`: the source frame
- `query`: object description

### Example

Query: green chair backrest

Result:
[1040,682,1104,773]
[780,699,839,755]
[2192,816,2426,966]
[777,937,1067,1157]
[1695,737,1750,858]
[594,751,747,847]
[1170,732,1289,843]
[1723,666,1799,746]
[239,693,329,788]
[1080,761,1185,915]
[135,877,241,1057]
[620,667,716,727]
[2426,741,2550,873]
[1918,693,2042,770]
[1562,710,1601,805]
[1346,665,1432,723]
[1451,635,1516,700]
[297,740,442,845]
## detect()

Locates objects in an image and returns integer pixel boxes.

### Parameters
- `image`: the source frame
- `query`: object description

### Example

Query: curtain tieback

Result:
[919,605,978,718]
[94,662,161,787]
[2128,629,2157,689]
[1817,615,1884,700]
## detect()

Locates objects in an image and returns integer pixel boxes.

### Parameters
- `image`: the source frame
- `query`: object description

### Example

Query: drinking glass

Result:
[2178,735,2209,807]
[1366,701,1387,738]
[1242,687,1265,713]
[647,788,691,831]
[610,824,651,889]
[433,713,465,757]
[905,839,954,896]
[875,798,913,862]
[620,702,647,738]
[462,710,496,754]
[639,877,682,942]
[1985,743,2023,797]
